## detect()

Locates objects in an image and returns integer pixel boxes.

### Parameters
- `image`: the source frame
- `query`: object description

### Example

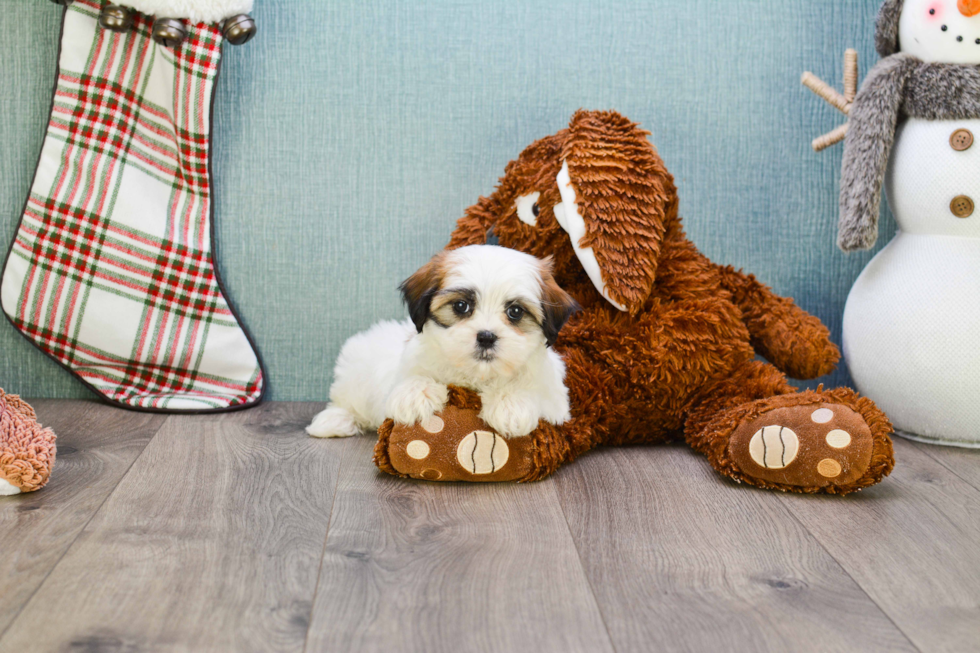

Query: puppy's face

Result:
[400,245,578,381]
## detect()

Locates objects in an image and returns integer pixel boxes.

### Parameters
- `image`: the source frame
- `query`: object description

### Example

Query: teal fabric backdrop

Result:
[0,0,894,401]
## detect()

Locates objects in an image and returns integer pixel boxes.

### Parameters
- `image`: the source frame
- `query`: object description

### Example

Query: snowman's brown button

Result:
[951,195,975,219]
[950,129,974,152]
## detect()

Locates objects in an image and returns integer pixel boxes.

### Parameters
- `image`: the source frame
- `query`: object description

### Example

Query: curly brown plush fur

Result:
[0,390,57,493]
[438,110,894,494]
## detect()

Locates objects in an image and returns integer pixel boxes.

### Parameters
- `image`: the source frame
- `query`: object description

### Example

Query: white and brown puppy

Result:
[306,245,579,439]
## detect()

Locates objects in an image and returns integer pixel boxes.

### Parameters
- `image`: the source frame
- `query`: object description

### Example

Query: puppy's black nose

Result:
[476,331,498,349]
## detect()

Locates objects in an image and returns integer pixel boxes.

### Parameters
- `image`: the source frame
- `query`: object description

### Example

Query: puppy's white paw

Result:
[480,395,540,439]
[385,377,449,426]
[306,405,362,438]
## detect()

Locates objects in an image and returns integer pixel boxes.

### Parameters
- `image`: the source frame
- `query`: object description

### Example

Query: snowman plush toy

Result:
[839,0,980,447]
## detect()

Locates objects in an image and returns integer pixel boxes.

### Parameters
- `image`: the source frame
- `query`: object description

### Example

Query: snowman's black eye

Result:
[976,38,980,44]
[930,8,936,14]
[942,24,948,31]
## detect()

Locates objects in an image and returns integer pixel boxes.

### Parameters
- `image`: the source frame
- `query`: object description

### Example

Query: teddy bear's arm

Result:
[713,264,840,380]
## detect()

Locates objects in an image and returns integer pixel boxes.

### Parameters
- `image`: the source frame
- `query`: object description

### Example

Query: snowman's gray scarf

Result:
[839,53,980,251]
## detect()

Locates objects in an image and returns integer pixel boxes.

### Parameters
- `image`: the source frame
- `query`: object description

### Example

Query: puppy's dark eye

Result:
[452,300,471,316]
[531,203,540,217]
[506,305,524,322]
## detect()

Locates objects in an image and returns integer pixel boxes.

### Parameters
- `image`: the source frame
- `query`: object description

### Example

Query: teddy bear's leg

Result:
[375,385,576,483]
[375,350,617,483]
[685,361,894,494]
[523,344,637,479]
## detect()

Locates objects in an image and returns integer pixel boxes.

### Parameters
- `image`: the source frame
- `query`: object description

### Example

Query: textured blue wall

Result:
[0,0,893,401]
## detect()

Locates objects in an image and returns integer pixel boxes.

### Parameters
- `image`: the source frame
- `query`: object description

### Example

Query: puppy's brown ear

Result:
[538,257,580,346]
[400,253,447,333]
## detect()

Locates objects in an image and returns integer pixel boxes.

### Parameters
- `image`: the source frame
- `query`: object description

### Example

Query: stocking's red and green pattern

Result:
[1,0,264,412]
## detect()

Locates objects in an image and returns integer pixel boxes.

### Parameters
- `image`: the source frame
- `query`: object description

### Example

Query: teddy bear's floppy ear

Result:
[556,110,678,315]
[875,0,904,57]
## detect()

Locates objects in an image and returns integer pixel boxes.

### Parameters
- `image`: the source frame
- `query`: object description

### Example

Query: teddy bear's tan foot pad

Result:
[386,405,534,482]
[729,403,874,488]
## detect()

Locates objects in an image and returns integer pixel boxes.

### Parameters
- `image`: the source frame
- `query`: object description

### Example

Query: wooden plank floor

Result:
[0,401,977,653]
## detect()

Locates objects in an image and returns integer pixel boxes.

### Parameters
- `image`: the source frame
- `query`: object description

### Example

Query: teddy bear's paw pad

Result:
[0,478,22,496]
[456,431,509,474]
[730,404,873,488]
[387,406,533,482]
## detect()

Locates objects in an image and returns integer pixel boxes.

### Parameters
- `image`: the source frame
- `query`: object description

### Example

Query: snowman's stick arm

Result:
[802,49,859,152]
[844,49,859,102]
[801,72,851,115]
[813,123,849,152]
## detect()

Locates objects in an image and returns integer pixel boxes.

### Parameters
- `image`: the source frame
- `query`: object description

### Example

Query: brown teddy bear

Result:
[375,110,895,494]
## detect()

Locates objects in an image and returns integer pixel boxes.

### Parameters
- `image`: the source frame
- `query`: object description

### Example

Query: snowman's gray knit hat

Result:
[876,0,904,57]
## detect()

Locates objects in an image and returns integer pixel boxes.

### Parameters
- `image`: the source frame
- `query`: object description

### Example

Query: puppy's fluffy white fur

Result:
[307,246,576,439]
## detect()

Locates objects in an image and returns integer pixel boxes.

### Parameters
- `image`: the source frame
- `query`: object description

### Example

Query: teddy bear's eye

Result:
[515,192,541,226]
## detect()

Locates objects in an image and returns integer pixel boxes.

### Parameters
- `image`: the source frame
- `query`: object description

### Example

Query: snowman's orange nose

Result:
[959,0,980,17]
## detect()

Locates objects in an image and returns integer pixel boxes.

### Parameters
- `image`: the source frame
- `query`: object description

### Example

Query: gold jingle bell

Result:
[99,4,134,32]
[222,14,257,46]
[152,17,187,48]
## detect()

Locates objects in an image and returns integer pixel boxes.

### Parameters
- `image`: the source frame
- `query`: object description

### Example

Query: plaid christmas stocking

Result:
[1,0,264,412]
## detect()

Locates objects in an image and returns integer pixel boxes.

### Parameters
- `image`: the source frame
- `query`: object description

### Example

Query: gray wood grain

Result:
[305,436,614,653]
[554,443,916,653]
[0,400,166,636]
[784,437,980,653]
[906,438,980,492]
[5,404,978,652]
[0,403,346,653]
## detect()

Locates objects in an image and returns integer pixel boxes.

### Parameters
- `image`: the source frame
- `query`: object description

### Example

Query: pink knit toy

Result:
[0,390,56,495]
